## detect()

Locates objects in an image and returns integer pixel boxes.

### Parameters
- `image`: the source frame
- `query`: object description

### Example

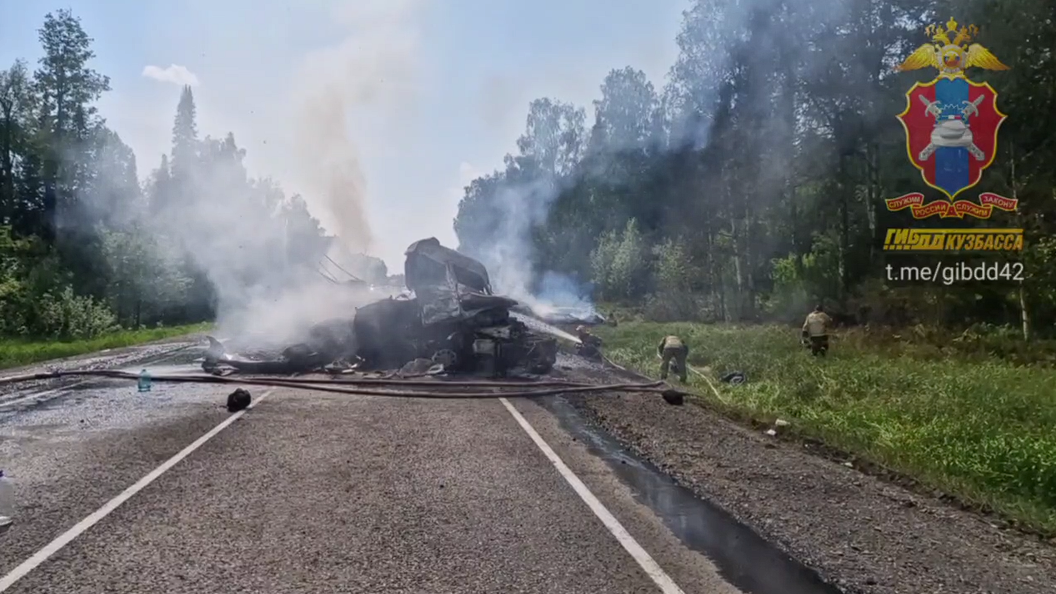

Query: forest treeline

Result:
[453,0,1056,338]
[3,3,1054,343]
[0,10,389,340]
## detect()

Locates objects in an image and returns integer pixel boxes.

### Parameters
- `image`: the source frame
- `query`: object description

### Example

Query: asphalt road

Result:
[0,349,746,594]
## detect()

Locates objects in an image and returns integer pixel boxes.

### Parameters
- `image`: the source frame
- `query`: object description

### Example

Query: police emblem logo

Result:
[885,18,1017,219]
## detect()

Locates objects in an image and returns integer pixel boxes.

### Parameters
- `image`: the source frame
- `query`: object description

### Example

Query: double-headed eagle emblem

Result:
[885,18,1017,218]
[897,17,1009,77]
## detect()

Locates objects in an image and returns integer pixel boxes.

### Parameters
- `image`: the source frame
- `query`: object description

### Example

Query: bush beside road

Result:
[0,323,213,370]
[593,321,1056,535]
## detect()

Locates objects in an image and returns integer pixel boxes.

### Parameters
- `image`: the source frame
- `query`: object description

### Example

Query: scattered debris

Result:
[765,428,778,436]
[662,390,685,405]
[399,358,435,377]
[227,388,251,412]
[720,371,746,384]
[775,418,790,427]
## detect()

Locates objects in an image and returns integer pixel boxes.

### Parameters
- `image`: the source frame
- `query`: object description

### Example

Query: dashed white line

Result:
[0,388,273,592]
[499,397,686,594]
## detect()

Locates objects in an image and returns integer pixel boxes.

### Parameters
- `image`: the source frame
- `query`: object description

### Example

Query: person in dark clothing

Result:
[575,325,603,359]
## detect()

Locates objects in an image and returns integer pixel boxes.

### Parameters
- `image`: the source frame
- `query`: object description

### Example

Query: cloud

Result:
[142,64,200,87]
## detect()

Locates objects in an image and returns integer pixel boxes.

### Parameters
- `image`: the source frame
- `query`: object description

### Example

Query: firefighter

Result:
[802,304,833,356]
[575,325,603,359]
[658,335,688,382]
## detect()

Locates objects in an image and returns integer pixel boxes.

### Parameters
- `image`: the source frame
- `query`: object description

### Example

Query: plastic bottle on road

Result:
[0,469,14,528]
[137,369,152,393]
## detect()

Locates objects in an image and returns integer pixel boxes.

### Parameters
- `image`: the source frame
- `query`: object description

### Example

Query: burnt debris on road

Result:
[201,238,599,378]
[0,239,687,409]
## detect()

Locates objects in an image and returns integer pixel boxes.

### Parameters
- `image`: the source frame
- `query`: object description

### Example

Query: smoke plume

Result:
[97,0,426,348]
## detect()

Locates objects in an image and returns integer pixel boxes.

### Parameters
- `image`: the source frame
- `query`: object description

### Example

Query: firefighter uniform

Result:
[658,335,689,382]
[575,326,603,359]
[802,307,832,356]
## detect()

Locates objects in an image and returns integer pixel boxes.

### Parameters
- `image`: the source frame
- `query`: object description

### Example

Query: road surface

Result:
[0,346,776,594]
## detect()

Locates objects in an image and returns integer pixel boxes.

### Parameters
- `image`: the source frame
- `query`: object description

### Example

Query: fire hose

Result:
[0,368,688,401]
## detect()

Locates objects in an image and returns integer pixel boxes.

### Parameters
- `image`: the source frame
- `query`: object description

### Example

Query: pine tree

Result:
[33,9,110,239]
[170,85,198,184]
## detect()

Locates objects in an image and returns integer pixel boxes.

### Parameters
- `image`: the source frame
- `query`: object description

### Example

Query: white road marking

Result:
[0,388,273,592]
[500,398,686,594]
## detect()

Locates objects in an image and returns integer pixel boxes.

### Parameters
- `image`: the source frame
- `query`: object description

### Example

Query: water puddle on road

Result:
[539,396,843,594]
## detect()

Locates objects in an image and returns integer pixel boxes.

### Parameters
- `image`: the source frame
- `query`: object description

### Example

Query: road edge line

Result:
[499,397,686,594]
[0,388,273,591]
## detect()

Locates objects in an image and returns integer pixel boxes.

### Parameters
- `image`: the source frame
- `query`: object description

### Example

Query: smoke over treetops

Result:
[118,1,424,345]
[30,0,693,346]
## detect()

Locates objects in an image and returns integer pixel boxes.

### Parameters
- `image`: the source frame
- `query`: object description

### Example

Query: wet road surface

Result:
[0,348,834,593]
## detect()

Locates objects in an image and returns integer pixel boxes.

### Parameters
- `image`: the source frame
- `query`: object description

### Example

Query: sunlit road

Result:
[0,349,745,594]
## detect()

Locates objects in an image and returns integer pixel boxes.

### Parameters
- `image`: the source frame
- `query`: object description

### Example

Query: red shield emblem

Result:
[897,76,1005,200]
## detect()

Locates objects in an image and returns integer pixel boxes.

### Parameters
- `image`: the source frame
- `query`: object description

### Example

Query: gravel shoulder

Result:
[562,360,1056,594]
[0,334,206,401]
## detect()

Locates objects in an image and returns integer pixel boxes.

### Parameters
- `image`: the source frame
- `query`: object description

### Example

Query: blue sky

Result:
[1,0,684,268]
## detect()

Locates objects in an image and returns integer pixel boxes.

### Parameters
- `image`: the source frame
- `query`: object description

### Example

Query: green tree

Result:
[0,60,36,225]
[33,9,111,238]
[454,0,1056,335]
[170,85,198,187]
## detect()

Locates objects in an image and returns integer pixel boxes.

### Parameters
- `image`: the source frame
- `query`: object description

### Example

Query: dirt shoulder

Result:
[561,361,1056,594]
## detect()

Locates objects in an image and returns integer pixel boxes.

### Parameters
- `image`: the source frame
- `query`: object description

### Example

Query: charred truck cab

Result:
[351,238,558,375]
[205,238,559,377]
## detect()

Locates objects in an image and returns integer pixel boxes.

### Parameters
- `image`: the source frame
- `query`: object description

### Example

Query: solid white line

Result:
[499,398,686,594]
[0,388,274,592]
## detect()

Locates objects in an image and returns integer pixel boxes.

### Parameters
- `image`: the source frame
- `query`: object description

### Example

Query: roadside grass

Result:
[0,322,213,370]
[593,321,1056,535]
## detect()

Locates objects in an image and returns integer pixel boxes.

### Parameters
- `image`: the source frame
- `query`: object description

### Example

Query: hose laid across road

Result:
[0,368,686,400]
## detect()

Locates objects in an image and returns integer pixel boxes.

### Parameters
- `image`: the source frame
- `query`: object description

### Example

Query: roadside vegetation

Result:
[594,317,1056,535]
[2,11,344,355]
[445,0,1056,538]
[0,322,212,370]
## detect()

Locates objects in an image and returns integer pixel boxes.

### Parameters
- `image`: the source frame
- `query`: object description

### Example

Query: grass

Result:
[0,322,213,370]
[593,320,1056,535]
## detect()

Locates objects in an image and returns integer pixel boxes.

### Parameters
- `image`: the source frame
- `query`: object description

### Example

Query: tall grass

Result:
[0,322,212,370]
[594,321,1056,534]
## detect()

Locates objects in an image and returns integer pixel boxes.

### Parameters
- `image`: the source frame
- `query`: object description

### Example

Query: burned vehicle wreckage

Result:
[203,238,601,377]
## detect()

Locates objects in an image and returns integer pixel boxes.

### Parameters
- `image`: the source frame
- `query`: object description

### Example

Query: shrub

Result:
[34,286,120,339]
